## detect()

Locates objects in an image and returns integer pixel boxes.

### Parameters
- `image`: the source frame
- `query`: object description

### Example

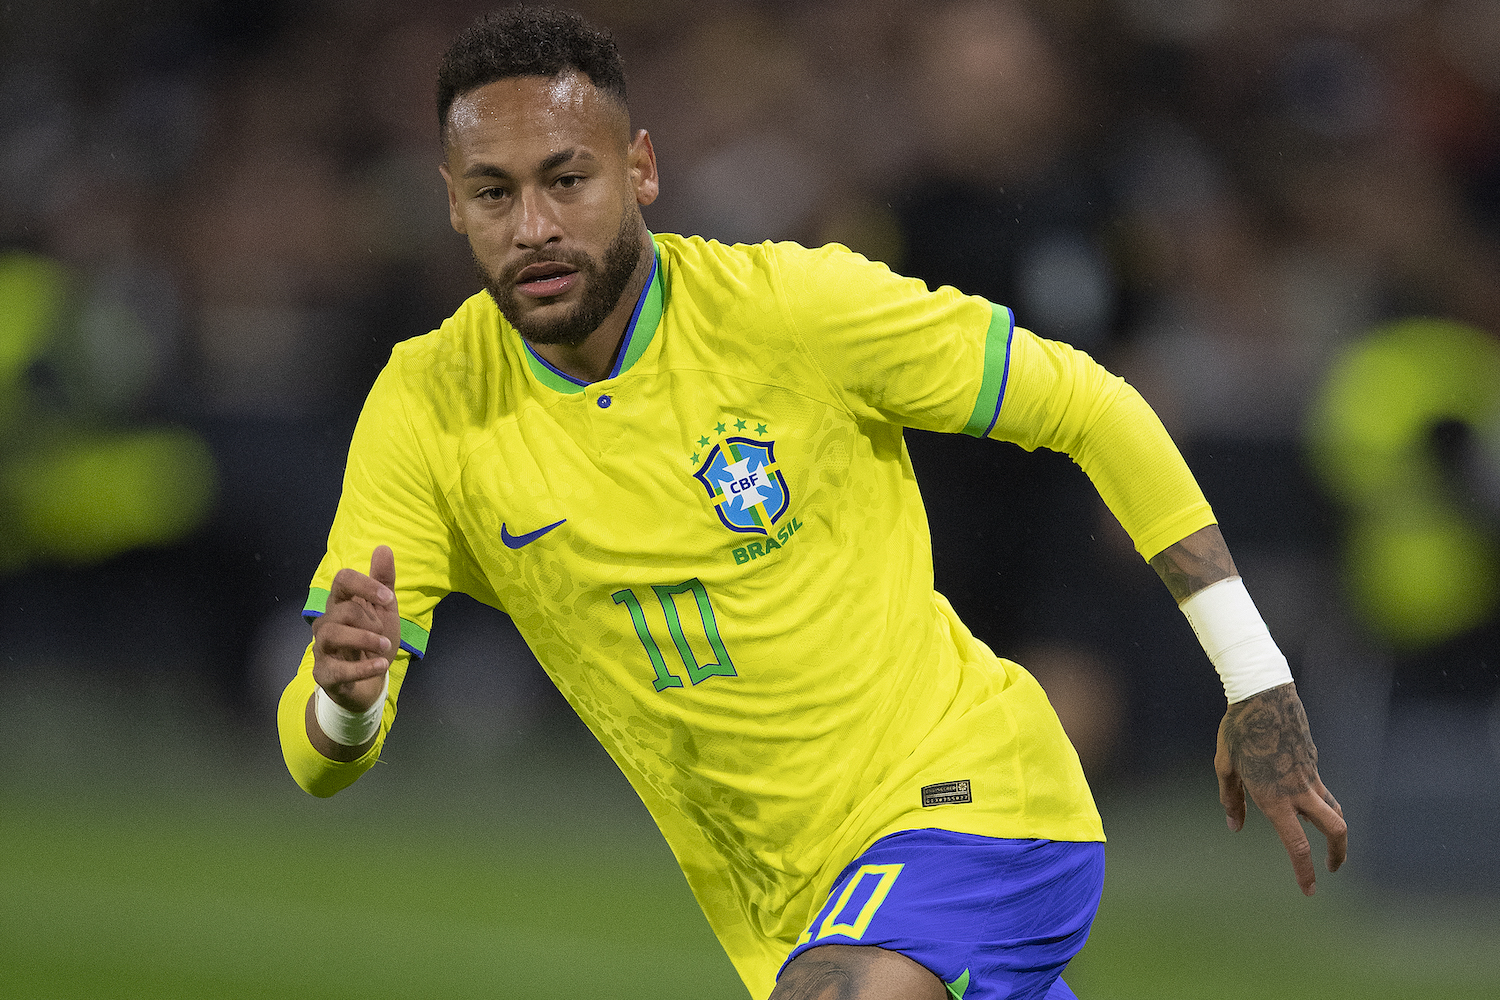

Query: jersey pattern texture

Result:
[281,234,1214,998]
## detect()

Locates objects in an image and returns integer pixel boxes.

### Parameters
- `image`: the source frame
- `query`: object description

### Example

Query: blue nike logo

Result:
[501,518,567,549]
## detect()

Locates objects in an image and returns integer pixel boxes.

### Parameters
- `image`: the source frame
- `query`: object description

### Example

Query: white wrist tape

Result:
[315,674,389,747]
[1178,577,1294,704]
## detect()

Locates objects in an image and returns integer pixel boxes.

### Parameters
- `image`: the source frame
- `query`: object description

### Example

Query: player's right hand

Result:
[311,545,401,713]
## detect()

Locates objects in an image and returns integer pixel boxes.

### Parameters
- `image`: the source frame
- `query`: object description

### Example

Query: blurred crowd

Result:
[2,0,1499,814]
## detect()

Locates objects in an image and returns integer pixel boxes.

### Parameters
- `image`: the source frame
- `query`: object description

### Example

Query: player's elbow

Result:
[279,735,372,798]
[289,762,355,798]
[276,671,372,797]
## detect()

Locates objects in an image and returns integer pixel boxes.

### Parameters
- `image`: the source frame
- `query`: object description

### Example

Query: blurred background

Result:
[2,0,1498,996]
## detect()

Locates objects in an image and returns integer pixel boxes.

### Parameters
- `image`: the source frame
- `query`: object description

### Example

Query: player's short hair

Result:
[436,5,628,145]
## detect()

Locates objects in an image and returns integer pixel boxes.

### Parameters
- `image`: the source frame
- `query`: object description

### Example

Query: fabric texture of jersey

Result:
[781,829,1105,1000]
[278,234,1215,998]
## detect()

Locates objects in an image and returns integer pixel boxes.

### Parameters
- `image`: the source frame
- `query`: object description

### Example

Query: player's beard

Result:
[477,210,645,348]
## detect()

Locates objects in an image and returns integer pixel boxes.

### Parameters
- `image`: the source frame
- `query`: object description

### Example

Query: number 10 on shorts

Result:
[797,863,905,946]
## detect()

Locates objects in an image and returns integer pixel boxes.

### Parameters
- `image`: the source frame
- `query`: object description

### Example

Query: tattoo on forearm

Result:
[1222,682,1318,796]
[1149,524,1238,602]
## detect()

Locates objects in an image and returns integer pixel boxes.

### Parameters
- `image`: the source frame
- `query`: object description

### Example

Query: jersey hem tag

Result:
[921,779,972,807]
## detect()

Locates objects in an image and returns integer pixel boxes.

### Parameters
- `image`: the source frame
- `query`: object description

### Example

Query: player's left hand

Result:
[1215,681,1347,895]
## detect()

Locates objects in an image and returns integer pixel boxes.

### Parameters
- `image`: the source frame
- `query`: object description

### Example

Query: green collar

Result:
[521,241,663,393]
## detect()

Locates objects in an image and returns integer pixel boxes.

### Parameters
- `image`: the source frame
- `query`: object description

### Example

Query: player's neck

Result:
[527,233,656,384]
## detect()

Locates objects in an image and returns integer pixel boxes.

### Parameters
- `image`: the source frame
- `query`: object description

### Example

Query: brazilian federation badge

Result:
[694,436,790,535]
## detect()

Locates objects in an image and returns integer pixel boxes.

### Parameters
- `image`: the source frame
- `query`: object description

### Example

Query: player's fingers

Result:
[1263,801,1318,895]
[328,566,387,607]
[1300,791,1348,874]
[1216,754,1246,833]
[313,654,390,691]
[369,545,396,597]
[314,620,392,661]
[317,593,384,634]
[1221,776,1247,833]
[1314,777,1345,819]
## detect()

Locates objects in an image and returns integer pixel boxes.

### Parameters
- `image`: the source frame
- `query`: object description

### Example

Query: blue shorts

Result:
[779,830,1105,1000]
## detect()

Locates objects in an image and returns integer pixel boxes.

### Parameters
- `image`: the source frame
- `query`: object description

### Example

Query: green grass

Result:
[1,792,742,999]
[2,672,1497,999]
[0,773,751,998]
[1068,780,1500,999]
[0,666,746,999]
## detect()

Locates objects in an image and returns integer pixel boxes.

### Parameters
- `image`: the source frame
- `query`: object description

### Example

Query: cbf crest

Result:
[693,433,790,535]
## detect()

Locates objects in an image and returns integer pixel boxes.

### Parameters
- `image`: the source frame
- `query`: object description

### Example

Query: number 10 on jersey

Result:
[612,579,737,691]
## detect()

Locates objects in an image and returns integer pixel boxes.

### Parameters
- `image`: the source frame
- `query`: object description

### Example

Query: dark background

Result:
[2,4,1499,993]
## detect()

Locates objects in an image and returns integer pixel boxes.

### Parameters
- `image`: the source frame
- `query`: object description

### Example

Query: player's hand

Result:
[1216,681,1347,895]
[311,545,401,714]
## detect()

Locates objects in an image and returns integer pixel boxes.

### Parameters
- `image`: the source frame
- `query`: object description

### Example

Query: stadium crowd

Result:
[2,0,1498,882]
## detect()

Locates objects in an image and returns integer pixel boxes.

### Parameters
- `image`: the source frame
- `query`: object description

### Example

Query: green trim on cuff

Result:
[962,303,1016,438]
[398,617,430,657]
[304,587,330,616]
[302,586,430,658]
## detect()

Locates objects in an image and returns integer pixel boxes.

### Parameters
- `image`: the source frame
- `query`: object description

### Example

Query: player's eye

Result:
[555,174,584,190]
[477,186,509,202]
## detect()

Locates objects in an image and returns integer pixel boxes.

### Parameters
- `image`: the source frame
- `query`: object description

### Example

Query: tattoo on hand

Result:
[1222,682,1318,797]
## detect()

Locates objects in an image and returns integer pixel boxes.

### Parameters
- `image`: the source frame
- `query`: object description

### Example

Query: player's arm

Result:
[992,328,1347,895]
[304,545,402,761]
[279,542,418,794]
[771,252,1348,890]
[277,354,460,796]
[1148,524,1347,896]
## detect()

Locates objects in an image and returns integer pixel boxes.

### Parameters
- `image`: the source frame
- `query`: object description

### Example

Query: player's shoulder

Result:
[388,290,499,366]
[653,232,876,282]
[376,290,506,424]
[652,233,907,330]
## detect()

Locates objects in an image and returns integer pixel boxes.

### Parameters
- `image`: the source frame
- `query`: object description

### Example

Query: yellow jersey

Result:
[280,234,1214,997]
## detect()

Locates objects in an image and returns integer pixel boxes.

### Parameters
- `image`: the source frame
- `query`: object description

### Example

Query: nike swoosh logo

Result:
[501,518,567,549]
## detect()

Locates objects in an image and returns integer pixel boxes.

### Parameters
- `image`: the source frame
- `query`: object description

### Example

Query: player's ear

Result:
[629,129,659,207]
[439,161,467,234]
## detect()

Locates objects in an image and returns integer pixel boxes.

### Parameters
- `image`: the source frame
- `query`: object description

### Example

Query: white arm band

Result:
[314,674,389,747]
[1178,577,1294,704]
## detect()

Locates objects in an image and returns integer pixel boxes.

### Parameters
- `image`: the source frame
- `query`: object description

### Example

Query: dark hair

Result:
[436,5,628,143]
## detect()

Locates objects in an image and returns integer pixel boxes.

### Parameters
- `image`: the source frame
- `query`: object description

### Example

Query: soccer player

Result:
[278,7,1347,999]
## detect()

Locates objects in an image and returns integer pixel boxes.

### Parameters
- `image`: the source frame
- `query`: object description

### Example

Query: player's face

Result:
[440,73,658,347]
